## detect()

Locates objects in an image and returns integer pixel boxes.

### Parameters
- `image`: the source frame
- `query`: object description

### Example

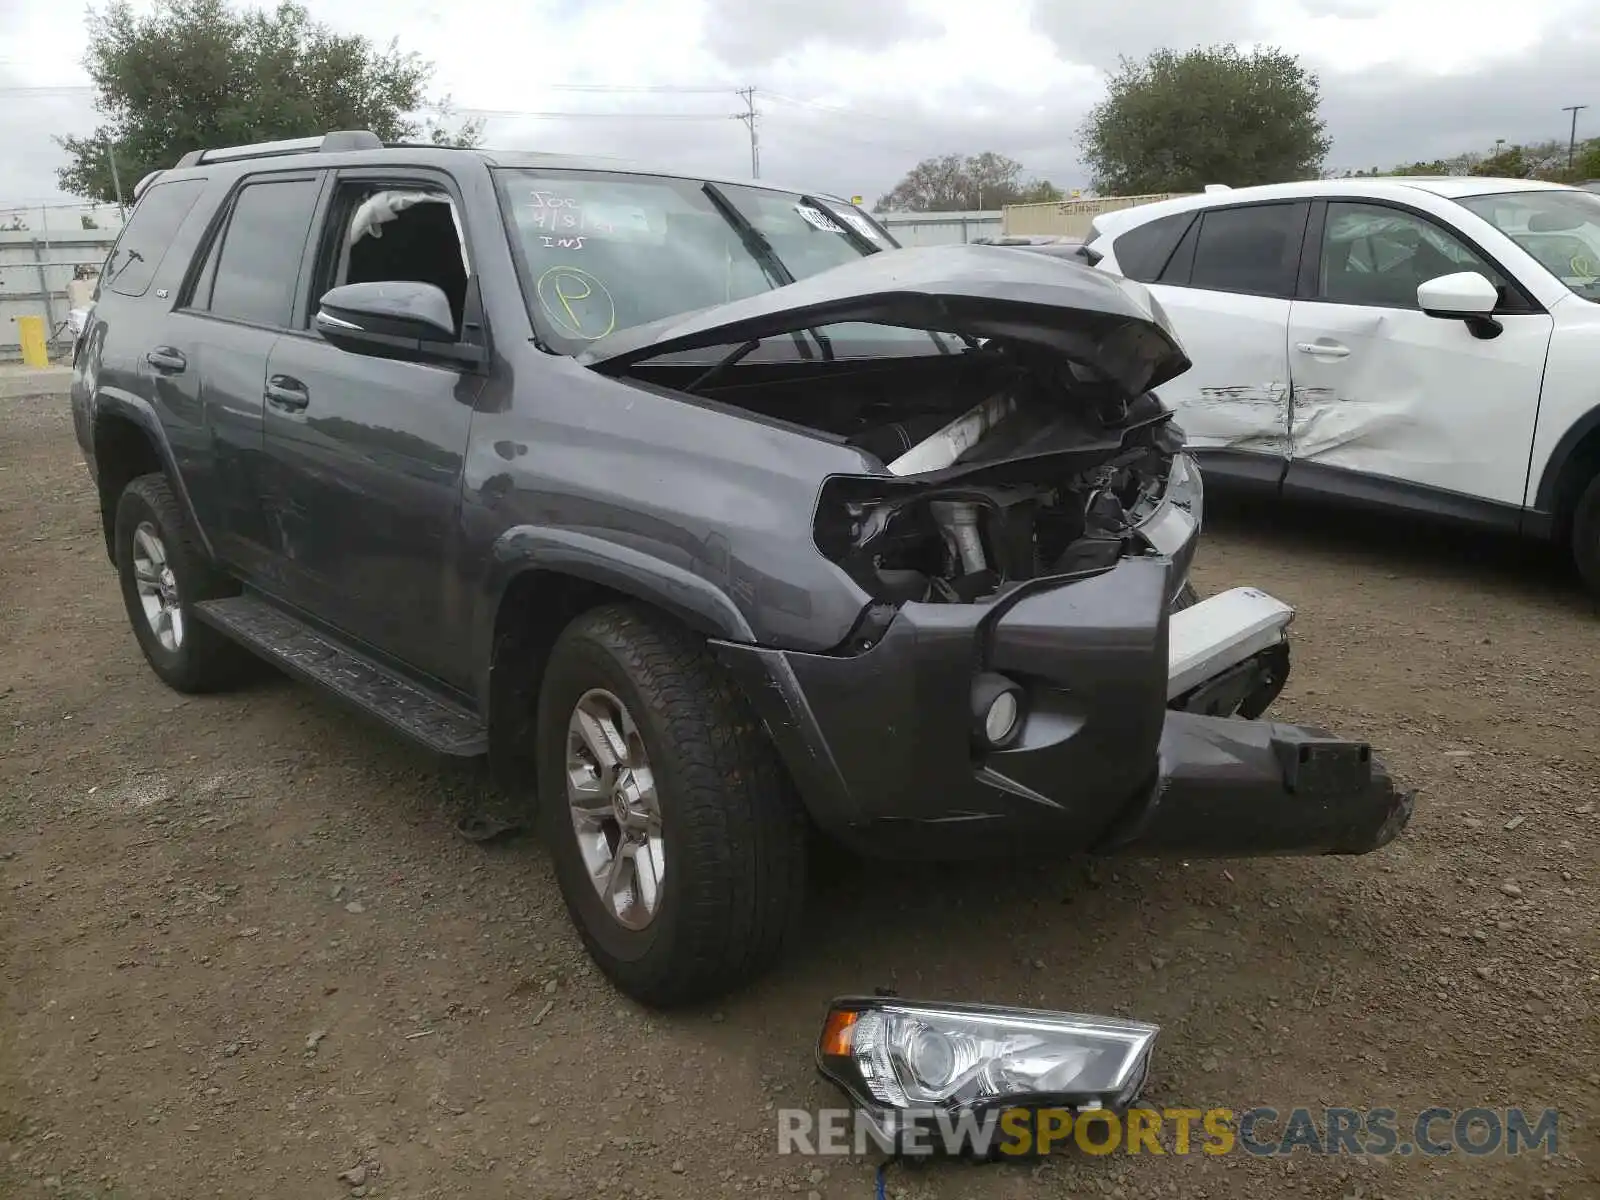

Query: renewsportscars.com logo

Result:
[778,1106,1561,1158]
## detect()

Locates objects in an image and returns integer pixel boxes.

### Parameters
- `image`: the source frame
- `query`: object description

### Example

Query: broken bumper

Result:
[713,558,1412,862]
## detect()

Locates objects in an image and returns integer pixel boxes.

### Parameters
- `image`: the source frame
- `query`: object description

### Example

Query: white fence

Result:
[877,210,1003,246]
[1,230,119,361]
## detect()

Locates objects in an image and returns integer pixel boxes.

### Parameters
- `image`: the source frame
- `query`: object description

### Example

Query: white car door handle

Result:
[1295,341,1350,358]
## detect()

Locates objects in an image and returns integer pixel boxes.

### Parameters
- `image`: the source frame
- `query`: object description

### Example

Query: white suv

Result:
[1081,178,1600,593]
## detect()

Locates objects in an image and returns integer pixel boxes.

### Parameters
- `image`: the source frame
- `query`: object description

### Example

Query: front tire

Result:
[1572,473,1600,600]
[536,604,808,1007]
[114,473,251,693]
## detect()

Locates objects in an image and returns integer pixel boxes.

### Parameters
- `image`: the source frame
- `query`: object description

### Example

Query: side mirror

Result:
[1416,271,1502,340]
[314,281,483,364]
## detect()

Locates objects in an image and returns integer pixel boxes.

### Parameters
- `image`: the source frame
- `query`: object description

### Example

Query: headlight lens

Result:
[818,998,1158,1115]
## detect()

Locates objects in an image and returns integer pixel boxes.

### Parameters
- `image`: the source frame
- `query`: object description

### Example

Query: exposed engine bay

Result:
[644,344,1187,606]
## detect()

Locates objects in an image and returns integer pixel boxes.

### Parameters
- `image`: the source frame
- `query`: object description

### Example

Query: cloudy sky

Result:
[1,0,1596,209]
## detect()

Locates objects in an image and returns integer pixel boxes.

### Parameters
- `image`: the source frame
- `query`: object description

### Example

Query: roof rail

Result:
[174,129,382,168]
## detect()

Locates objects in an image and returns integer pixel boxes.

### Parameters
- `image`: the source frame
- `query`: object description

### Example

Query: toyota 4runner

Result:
[71,132,1414,1006]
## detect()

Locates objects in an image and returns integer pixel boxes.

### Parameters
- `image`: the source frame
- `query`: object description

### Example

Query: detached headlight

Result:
[817,997,1158,1145]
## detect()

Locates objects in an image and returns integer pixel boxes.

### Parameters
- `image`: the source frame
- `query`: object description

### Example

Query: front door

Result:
[260,172,484,688]
[1284,200,1554,513]
[1141,201,1309,486]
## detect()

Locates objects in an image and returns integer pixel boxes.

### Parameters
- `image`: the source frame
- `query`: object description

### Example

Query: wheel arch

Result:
[477,530,759,790]
[1533,404,1600,537]
[90,396,211,564]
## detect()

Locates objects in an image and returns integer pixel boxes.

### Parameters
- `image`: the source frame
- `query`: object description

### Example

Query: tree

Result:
[56,0,482,203]
[81,213,100,229]
[875,152,1062,212]
[1079,44,1331,195]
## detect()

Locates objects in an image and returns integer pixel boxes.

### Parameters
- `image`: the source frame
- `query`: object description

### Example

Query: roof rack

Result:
[174,129,382,168]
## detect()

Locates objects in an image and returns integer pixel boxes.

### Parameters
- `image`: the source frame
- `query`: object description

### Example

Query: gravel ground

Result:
[3,391,1597,1200]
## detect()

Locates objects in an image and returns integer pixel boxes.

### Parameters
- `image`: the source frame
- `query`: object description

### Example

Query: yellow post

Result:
[17,315,49,367]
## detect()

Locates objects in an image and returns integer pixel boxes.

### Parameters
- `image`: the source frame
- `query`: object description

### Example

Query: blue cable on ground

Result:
[874,1160,889,1200]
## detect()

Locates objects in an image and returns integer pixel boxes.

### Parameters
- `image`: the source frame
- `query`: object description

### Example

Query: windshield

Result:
[493,169,931,357]
[1455,189,1600,301]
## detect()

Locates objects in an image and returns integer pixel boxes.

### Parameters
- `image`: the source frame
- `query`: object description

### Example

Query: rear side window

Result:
[1187,203,1305,298]
[1111,212,1194,282]
[201,177,322,327]
[104,178,208,299]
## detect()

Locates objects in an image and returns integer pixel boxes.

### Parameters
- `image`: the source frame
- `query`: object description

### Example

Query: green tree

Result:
[56,0,482,203]
[1576,140,1600,181]
[1079,44,1331,195]
[875,152,1061,212]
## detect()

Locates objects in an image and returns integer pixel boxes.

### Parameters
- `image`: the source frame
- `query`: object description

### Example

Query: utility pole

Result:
[106,137,126,220]
[1562,104,1588,172]
[733,86,760,179]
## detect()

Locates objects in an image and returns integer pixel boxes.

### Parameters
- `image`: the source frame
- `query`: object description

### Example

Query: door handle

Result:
[1294,341,1351,358]
[264,374,310,411]
[145,347,187,372]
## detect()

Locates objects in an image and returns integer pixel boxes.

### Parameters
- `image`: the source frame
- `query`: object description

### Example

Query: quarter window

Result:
[1111,212,1193,283]
[104,178,208,298]
[1319,202,1503,309]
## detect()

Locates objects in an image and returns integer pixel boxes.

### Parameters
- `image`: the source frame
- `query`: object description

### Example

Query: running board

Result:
[192,594,488,757]
[1167,587,1294,700]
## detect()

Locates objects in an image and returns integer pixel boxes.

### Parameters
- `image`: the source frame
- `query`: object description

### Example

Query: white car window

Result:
[1319,202,1503,309]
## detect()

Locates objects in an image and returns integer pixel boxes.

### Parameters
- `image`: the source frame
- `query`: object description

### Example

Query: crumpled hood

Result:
[576,244,1192,397]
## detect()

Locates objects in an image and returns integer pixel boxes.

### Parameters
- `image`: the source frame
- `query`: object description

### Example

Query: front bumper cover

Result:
[713,556,1412,862]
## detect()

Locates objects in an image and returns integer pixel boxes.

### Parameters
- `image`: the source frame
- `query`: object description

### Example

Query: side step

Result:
[193,594,488,757]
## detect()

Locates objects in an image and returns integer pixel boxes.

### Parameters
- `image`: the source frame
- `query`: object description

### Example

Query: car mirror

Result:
[1416,271,1498,317]
[314,280,471,361]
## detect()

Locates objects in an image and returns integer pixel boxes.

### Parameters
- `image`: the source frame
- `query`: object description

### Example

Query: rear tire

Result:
[536,603,808,1007]
[114,473,252,693]
[1573,473,1600,600]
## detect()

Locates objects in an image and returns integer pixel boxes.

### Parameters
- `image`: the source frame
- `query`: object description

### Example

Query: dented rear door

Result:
[1141,201,1306,485]
[1283,199,1553,510]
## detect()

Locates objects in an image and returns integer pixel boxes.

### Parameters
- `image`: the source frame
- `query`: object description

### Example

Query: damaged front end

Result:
[583,245,1413,862]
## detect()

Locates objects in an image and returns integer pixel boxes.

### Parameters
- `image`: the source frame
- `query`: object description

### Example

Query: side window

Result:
[1320,201,1505,309]
[1187,203,1304,298]
[201,178,322,328]
[306,182,470,336]
[1112,212,1194,282]
[104,178,208,298]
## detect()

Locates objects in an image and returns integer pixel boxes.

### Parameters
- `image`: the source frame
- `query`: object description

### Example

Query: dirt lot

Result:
[3,389,1597,1200]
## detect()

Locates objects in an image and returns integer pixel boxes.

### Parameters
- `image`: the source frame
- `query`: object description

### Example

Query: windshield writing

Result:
[495,169,911,354]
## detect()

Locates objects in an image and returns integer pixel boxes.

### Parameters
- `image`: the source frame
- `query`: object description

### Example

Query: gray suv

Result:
[71,131,1412,1005]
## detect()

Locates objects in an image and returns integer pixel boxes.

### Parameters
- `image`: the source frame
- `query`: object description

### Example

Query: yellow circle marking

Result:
[536,265,616,340]
[1570,254,1595,278]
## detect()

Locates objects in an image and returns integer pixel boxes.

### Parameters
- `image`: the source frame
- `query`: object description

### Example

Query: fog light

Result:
[971,673,1024,748]
[984,692,1019,744]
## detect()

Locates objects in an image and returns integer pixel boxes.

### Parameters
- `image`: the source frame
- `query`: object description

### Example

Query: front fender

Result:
[473,525,765,705]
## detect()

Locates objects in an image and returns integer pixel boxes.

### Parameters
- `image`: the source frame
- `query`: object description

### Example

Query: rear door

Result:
[151,170,326,578]
[1114,201,1309,486]
[1283,199,1554,514]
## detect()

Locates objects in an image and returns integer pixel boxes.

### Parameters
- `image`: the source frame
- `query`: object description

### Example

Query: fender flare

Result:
[1533,403,1600,516]
[88,389,216,561]
[479,525,757,660]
